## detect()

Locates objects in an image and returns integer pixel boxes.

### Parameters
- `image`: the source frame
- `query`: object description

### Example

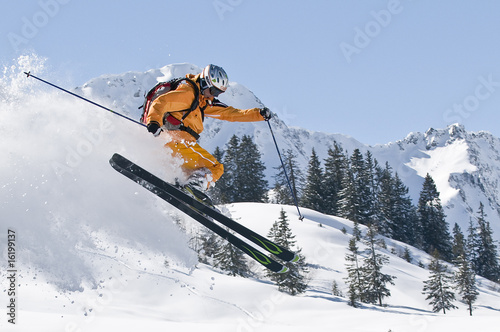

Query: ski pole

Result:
[24,72,146,127]
[266,119,304,220]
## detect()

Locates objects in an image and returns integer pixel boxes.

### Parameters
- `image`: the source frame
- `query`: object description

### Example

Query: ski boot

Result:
[175,170,214,208]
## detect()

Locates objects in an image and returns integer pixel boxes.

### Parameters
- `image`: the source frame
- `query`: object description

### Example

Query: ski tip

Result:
[109,153,119,166]
[110,153,128,165]
[291,254,300,263]
[277,266,289,274]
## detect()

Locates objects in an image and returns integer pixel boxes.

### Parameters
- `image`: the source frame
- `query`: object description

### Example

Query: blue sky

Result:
[2,0,500,145]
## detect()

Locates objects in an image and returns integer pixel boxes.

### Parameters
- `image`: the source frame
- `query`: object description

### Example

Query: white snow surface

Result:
[406,139,477,205]
[1,57,499,331]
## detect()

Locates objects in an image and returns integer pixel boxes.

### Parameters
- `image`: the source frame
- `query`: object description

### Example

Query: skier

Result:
[145,64,271,196]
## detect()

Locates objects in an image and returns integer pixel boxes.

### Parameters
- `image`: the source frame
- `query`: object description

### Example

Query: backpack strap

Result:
[167,78,202,140]
[179,78,200,120]
[178,124,200,140]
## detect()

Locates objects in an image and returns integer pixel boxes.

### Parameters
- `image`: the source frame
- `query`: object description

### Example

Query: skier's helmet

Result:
[201,64,228,95]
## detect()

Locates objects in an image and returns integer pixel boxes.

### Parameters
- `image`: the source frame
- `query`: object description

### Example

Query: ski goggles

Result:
[200,78,224,97]
[209,86,224,97]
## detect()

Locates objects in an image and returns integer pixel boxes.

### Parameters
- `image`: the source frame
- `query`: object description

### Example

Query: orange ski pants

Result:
[165,138,224,186]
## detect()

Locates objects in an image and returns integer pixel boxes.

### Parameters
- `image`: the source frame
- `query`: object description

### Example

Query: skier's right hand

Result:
[147,122,162,137]
[260,107,272,121]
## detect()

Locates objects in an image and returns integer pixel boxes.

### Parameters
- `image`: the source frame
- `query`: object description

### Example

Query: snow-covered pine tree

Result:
[350,149,371,224]
[452,223,466,263]
[466,217,481,274]
[474,202,500,281]
[266,208,308,295]
[454,253,478,316]
[300,148,325,212]
[344,236,364,307]
[422,251,457,314]
[338,158,357,222]
[323,142,347,215]
[233,135,268,203]
[213,229,250,277]
[360,224,396,306]
[196,228,222,265]
[375,162,394,236]
[332,280,343,297]
[417,174,453,261]
[363,151,379,226]
[402,246,412,263]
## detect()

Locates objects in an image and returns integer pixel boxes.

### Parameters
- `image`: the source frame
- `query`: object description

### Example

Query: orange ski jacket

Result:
[146,73,264,141]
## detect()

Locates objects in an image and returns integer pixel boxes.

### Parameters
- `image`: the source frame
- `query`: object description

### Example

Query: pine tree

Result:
[417,174,453,261]
[338,158,357,221]
[454,254,478,316]
[196,229,222,265]
[402,247,412,263]
[323,142,346,215]
[207,146,228,204]
[391,173,417,245]
[214,135,240,203]
[360,225,396,306]
[273,149,304,205]
[375,162,394,236]
[233,135,268,202]
[474,202,500,281]
[266,209,308,295]
[352,220,362,242]
[422,251,458,314]
[451,223,466,263]
[301,148,325,212]
[466,217,481,274]
[344,236,364,307]
[332,280,343,297]
[363,151,379,226]
[213,231,250,277]
[350,149,371,224]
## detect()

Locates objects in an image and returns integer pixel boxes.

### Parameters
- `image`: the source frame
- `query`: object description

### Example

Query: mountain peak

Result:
[447,123,467,138]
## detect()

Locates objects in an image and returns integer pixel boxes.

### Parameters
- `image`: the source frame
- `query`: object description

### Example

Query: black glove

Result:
[260,107,272,121]
[147,122,162,137]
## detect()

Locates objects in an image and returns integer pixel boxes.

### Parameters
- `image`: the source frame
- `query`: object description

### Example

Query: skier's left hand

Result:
[147,122,162,137]
[260,107,272,121]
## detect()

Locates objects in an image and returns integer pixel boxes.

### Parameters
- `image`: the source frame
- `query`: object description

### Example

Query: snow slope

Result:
[1,56,499,331]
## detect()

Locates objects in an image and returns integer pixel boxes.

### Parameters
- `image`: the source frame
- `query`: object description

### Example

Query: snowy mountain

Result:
[384,125,500,240]
[78,63,500,242]
[1,58,499,331]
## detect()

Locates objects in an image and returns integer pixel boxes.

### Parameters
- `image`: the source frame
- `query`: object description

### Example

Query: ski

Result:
[109,153,289,273]
[110,153,298,263]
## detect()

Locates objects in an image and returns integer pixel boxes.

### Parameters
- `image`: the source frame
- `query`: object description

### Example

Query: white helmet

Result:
[201,64,228,94]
